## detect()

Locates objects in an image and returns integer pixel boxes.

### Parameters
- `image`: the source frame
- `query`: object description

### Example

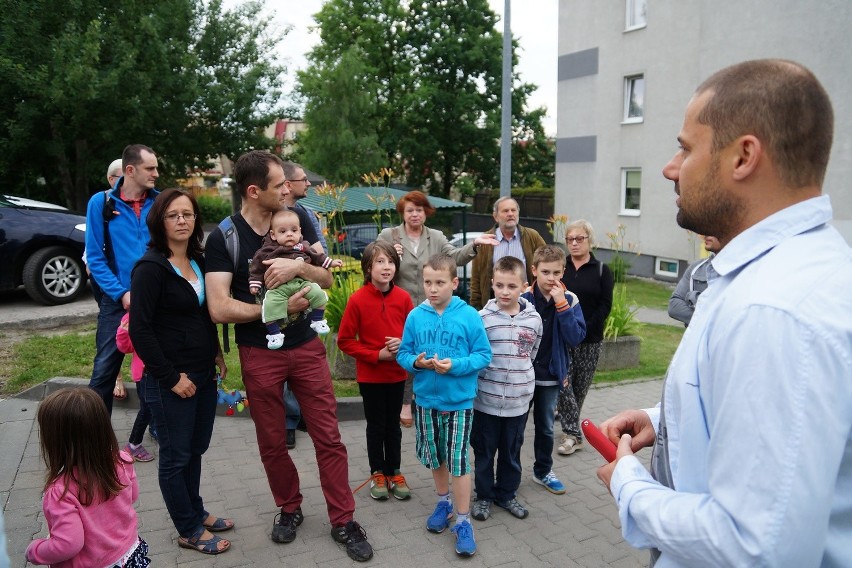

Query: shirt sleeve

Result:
[337,293,379,364]
[611,306,852,567]
[26,485,85,565]
[667,263,696,325]
[447,309,493,376]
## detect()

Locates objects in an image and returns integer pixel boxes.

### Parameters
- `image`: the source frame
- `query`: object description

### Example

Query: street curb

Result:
[13,377,366,421]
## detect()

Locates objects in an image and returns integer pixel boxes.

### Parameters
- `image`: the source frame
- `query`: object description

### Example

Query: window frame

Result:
[620,167,642,216]
[625,0,648,31]
[623,74,645,124]
[655,257,680,278]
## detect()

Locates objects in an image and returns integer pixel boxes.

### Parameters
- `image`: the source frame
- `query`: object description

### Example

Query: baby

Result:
[249,209,342,349]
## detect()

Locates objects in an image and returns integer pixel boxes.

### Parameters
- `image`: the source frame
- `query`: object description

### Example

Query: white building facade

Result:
[555,0,852,279]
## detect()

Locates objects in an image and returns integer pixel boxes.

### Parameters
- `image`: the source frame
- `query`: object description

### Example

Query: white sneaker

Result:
[310,319,331,334]
[267,333,285,349]
[557,434,580,455]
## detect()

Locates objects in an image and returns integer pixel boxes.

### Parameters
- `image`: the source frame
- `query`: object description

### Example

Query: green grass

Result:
[0,324,359,398]
[624,276,674,310]
[594,324,683,383]
[1,319,684,398]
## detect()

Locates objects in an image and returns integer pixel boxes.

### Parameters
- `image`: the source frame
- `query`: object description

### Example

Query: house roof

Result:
[300,186,470,214]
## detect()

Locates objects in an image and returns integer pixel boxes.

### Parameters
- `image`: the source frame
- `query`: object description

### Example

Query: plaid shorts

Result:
[414,405,473,476]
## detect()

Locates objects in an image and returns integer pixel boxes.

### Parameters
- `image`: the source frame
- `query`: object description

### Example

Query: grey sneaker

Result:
[471,499,491,521]
[494,497,529,519]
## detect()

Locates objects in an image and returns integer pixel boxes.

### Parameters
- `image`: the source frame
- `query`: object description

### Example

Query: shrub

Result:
[604,283,642,340]
[197,194,232,225]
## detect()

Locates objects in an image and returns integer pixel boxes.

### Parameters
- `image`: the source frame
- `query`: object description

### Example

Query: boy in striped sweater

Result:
[471,256,543,521]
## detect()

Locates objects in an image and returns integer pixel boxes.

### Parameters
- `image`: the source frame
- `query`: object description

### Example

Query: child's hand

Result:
[249,285,260,295]
[414,352,434,369]
[330,259,344,268]
[385,336,400,354]
[119,318,129,331]
[433,355,452,374]
[549,284,565,304]
[378,347,394,361]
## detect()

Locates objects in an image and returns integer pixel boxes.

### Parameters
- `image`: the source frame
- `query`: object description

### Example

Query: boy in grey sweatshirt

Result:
[471,257,543,522]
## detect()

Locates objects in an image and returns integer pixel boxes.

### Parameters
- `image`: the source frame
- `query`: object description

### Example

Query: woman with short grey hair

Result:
[557,219,614,455]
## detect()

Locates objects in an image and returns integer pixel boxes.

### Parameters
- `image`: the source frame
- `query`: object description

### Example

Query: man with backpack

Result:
[85,144,160,414]
[205,150,374,562]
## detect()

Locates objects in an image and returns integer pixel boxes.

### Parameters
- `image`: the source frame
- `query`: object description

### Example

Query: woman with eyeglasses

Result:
[129,188,232,555]
[556,219,614,456]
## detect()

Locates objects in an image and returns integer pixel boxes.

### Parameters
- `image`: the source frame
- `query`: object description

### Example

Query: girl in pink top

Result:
[25,388,150,568]
[116,312,156,462]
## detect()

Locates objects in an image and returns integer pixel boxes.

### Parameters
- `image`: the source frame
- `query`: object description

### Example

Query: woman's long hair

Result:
[37,388,129,505]
[146,188,205,261]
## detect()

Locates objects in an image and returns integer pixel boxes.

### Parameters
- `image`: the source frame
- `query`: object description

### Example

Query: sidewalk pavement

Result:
[1,378,664,567]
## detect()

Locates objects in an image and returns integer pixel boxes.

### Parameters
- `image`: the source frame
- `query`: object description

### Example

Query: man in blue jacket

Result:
[85,144,160,413]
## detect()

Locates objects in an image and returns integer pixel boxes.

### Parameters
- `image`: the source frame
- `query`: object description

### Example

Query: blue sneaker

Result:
[533,471,566,495]
[450,520,476,557]
[426,501,454,533]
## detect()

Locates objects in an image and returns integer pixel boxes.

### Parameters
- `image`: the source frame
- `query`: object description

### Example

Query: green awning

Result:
[300,186,470,214]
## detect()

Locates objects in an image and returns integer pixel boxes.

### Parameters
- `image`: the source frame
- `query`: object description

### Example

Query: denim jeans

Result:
[527,385,559,479]
[88,295,126,414]
[283,384,301,430]
[471,410,527,502]
[144,368,217,538]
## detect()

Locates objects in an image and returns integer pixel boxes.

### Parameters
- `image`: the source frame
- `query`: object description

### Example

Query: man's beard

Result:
[676,157,743,240]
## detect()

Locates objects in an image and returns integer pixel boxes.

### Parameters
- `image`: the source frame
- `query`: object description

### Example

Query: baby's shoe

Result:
[267,333,285,349]
[310,319,331,334]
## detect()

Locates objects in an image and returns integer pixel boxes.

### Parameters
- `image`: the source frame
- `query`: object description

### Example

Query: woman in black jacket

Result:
[556,220,614,455]
[129,188,231,555]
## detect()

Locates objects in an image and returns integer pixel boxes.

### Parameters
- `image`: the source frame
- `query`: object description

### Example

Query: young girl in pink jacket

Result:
[116,312,156,462]
[26,388,150,568]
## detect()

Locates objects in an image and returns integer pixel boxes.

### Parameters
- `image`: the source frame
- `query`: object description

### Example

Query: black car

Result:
[0,194,88,305]
[335,222,392,259]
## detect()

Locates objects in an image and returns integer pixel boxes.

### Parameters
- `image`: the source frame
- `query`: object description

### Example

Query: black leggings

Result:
[358,381,406,475]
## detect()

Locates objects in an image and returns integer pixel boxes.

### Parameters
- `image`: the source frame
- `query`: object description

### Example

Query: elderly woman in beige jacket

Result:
[378,190,497,425]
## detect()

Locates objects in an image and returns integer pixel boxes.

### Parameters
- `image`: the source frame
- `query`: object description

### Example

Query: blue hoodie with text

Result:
[397,296,492,411]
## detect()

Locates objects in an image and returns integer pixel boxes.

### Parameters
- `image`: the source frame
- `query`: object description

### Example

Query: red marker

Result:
[581,419,618,462]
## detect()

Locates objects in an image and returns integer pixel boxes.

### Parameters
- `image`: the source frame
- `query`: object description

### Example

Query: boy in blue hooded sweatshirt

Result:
[521,245,586,495]
[397,253,492,558]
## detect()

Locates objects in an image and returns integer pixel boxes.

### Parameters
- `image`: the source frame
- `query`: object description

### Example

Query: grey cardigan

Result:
[377,223,477,305]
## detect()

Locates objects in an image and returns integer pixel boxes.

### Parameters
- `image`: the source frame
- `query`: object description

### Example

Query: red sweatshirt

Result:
[337,282,413,383]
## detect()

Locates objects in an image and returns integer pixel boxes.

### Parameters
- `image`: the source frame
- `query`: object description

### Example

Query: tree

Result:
[0,0,284,210]
[297,0,551,197]
[298,48,386,185]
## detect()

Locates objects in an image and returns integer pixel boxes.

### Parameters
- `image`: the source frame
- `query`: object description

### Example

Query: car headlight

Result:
[74,223,86,232]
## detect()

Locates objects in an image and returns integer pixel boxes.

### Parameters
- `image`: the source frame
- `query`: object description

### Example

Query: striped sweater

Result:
[474,298,543,417]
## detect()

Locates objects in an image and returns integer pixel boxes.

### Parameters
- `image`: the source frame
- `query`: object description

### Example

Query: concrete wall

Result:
[556,0,852,278]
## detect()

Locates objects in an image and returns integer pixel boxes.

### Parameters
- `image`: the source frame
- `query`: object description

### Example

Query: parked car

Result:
[0,194,88,305]
[448,231,484,301]
[335,222,392,259]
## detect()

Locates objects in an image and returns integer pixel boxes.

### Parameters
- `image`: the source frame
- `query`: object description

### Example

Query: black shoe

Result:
[331,520,374,562]
[271,507,303,543]
[286,429,296,449]
[296,418,308,432]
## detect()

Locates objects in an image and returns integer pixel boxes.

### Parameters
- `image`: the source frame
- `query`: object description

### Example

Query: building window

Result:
[623,75,645,123]
[625,0,647,30]
[655,257,680,278]
[621,168,641,215]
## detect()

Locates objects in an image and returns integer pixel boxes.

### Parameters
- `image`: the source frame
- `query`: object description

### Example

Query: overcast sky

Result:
[236,0,559,135]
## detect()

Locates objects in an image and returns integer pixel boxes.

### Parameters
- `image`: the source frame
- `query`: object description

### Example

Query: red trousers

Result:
[239,338,355,526]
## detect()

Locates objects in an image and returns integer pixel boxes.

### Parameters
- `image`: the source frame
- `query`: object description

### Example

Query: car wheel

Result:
[22,246,87,305]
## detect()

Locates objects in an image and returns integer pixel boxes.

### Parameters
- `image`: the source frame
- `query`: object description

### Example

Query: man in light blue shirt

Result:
[598,59,852,567]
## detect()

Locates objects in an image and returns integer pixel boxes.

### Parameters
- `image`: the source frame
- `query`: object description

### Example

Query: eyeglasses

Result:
[566,236,588,244]
[164,212,197,223]
[288,177,309,184]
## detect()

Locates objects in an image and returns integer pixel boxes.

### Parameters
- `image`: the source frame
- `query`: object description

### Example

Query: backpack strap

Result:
[217,216,240,352]
[102,190,117,271]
